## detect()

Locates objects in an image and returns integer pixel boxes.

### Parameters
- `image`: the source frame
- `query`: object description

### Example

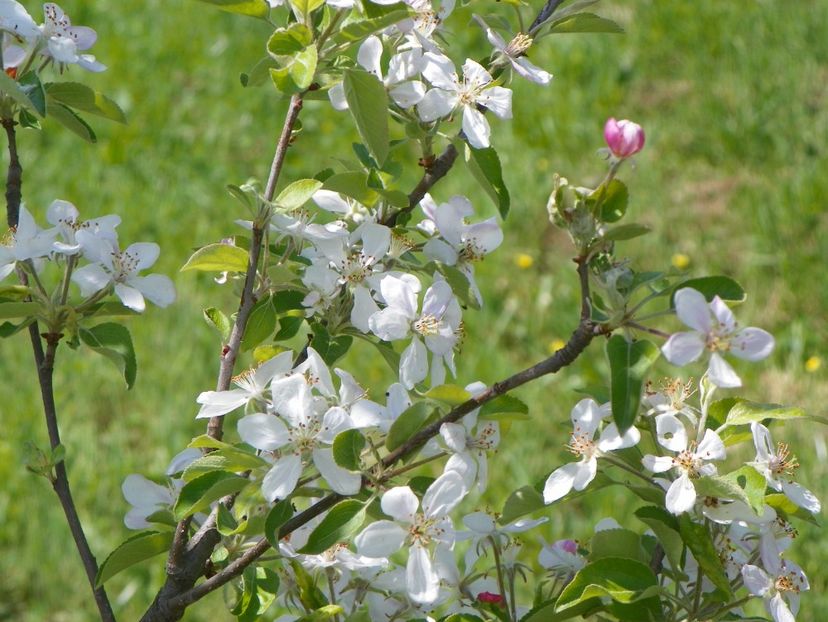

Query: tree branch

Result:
[143,94,305,622]
[4,119,116,621]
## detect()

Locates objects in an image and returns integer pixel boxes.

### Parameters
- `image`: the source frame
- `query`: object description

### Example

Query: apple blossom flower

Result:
[603,117,645,159]
[642,427,727,515]
[0,0,39,40]
[440,412,500,493]
[661,287,775,388]
[237,404,361,501]
[538,538,586,577]
[70,232,175,312]
[329,37,425,111]
[749,422,820,513]
[420,194,502,305]
[368,274,461,388]
[417,53,512,149]
[46,199,120,256]
[742,558,809,622]
[354,472,468,604]
[39,3,106,72]
[473,16,551,85]
[195,350,294,419]
[393,0,455,52]
[543,398,640,504]
[0,205,57,280]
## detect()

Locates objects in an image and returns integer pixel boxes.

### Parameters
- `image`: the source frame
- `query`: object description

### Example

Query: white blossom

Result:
[742,558,809,622]
[473,15,551,85]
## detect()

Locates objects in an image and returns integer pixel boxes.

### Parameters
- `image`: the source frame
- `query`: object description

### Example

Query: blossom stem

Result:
[488,536,515,622]
[379,451,447,480]
[695,378,716,441]
[626,320,670,339]
[601,454,659,485]
[59,254,77,306]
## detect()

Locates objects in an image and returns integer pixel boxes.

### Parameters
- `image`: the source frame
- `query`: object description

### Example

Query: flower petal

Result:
[354,520,407,557]
[261,454,302,502]
[707,352,742,388]
[462,105,491,149]
[312,447,362,495]
[382,486,419,523]
[543,462,578,504]
[731,327,775,361]
[665,473,696,514]
[423,470,467,518]
[662,331,705,366]
[674,287,712,333]
[407,543,440,604]
[238,413,291,450]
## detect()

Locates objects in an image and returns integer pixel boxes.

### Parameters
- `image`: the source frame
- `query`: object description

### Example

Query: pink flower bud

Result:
[604,117,645,158]
[557,539,578,555]
[477,591,505,606]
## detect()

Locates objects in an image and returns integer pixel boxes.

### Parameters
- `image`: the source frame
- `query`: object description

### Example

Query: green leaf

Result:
[18,72,46,117]
[95,531,173,586]
[372,339,400,372]
[182,242,250,273]
[48,102,96,142]
[336,10,411,42]
[602,223,651,241]
[292,0,326,18]
[181,448,269,482]
[204,307,232,341]
[242,295,279,352]
[332,429,365,471]
[765,494,821,526]
[678,515,732,597]
[45,82,126,123]
[0,70,41,115]
[589,529,647,564]
[694,474,757,511]
[290,46,318,90]
[310,325,352,365]
[194,0,269,17]
[343,69,389,166]
[555,557,660,613]
[606,335,660,433]
[0,301,38,319]
[322,171,377,205]
[671,276,745,305]
[438,263,480,310]
[463,144,510,219]
[295,605,345,622]
[724,400,807,427]
[241,56,279,87]
[499,485,545,525]
[79,323,137,389]
[592,179,628,222]
[548,13,624,34]
[275,179,323,210]
[721,466,768,514]
[299,500,366,554]
[424,384,472,406]
[267,25,314,55]
[479,394,529,419]
[265,500,295,547]
[633,506,684,579]
[188,434,236,451]
[386,401,433,451]
[173,471,250,519]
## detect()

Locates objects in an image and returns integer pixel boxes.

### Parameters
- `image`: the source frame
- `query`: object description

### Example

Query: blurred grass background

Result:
[1,0,827,619]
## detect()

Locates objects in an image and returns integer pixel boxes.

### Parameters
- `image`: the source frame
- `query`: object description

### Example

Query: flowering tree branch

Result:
[149,255,598,615]
[3,120,116,621]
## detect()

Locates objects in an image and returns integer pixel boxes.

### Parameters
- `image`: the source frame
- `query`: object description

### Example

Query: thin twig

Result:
[4,119,116,621]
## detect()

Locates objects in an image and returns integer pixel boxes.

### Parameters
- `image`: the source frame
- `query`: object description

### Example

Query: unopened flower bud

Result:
[603,117,645,158]
[477,591,505,606]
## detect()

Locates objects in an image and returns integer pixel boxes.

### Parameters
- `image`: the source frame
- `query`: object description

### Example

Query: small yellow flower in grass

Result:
[805,356,822,373]
[548,338,566,354]
[515,253,534,269]
[671,253,691,270]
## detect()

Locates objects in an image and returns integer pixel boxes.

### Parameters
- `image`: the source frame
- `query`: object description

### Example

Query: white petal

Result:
[655,414,688,452]
[674,288,712,332]
[399,337,428,389]
[440,422,467,452]
[195,389,249,419]
[462,106,491,149]
[317,406,354,444]
[423,470,467,518]
[421,279,453,319]
[328,83,349,111]
[381,486,419,523]
[741,564,772,596]
[355,520,407,556]
[379,274,419,318]
[462,511,495,534]
[369,307,413,342]
[444,452,476,490]
[597,422,640,451]
[513,56,552,85]
[707,352,742,388]
[114,283,146,312]
[71,263,111,296]
[665,473,696,514]
[570,398,606,437]
[261,455,303,502]
[464,218,503,255]
[129,274,176,308]
[642,454,675,474]
[312,189,351,215]
[543,462,578,504]
[661,331,705,366]
[313,447,361,495]
[767,592,796,622]
[781,481,821,513]
[695,429,726,461]
[731,327,775,361]
[390,81,425,108]
[124,242,161,271]
[122,474,170,509]
[710,296,737,332]
[478,86,512,119]
[351,285,380,333]
[387,49,422,83]
[238,413,291,450]
[422,52,457,90]
[417,88,456,122]
[357,35,383,77]
[423,237,459,265]
[461,58,492,86]
[407,544,440,604]
[572,457,597,491]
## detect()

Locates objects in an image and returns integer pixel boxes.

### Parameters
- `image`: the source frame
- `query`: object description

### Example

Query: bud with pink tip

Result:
[604,117,645,158]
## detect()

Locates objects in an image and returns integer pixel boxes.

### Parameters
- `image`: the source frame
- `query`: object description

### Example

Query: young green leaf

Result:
[48,102,96,142]
[46,81,126,123]
[332,429,365,471]
[343,69,389,166]
[181,243,249,273]
[173,471,250,519]
[463,144,510,219]
[298,500,366,554]
[95,531,173,586]
[606,335,660,433]
[194,0,270,18]
[386,402,434,451]
[79,323,137,389]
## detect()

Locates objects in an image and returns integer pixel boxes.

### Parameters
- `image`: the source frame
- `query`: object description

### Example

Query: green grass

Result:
[1,0,827,620]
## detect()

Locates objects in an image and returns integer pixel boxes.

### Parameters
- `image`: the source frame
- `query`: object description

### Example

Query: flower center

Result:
[388,232,414,258]
[109,249,140,282]
[339,251,372,283]
[458,238,486,262]
[769,442,799,478]
[566,432,596,459]
[775,575,799,594]
[289,416,323,453]
[408,513,443,546]
[673,442,702,476]
[505,33,533,57]
[470,422,498,451]
[414,314,442,336]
